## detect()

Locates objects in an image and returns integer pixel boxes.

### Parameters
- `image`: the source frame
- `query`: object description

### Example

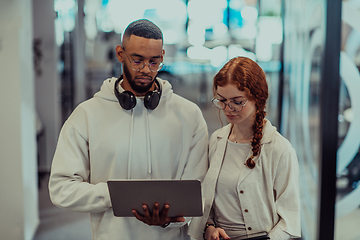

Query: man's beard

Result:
[123,63,155,94]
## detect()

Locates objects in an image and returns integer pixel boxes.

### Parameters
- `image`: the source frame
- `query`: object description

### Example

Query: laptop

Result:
[107,179,203,217]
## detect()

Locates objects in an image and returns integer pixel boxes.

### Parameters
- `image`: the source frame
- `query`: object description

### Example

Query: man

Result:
[49,19,208,240]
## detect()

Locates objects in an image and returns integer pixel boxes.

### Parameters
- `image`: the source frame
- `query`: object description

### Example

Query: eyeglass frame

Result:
[211,98,249,111]
[122,47,164,72]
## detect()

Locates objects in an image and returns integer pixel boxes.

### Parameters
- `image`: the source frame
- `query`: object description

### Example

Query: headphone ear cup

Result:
[144,91,161,110]
[118,91,136,110]
[144,79,162,110]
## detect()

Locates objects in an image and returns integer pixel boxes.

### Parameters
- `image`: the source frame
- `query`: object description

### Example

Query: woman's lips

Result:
[226,114,237,119]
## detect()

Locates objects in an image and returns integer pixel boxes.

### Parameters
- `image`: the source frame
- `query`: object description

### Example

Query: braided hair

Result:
[213,57,268,169]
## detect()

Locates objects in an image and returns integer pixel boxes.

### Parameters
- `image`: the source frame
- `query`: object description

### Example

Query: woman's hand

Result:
[204,225,230,240]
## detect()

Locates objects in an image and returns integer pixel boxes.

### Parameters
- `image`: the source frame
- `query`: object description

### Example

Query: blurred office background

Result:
[0,0,359,239]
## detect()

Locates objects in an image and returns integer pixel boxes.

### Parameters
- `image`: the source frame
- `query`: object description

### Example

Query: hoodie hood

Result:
[93,76,173,101]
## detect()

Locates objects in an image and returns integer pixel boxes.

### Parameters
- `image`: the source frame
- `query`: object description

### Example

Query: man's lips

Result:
[136,77,152,84]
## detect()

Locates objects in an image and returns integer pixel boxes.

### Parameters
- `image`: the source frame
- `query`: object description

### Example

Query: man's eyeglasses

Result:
[123,48,164,72]
[211,98,248,111]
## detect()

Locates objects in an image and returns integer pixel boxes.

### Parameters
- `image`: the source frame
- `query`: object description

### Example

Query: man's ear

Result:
[116,45,124,62]
[161,49,165,62]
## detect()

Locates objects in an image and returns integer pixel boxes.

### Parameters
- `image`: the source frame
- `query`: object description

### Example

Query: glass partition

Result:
[281,1,326,239]
[282,0,360,239]
[335,1,360,239]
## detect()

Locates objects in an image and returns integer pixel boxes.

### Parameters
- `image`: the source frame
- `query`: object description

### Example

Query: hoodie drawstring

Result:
[145,110,152,176]
[127,109,134,179]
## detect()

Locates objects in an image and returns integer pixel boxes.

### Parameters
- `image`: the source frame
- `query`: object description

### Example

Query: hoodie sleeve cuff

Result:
[100,182,112,208]
[268,225,291,240]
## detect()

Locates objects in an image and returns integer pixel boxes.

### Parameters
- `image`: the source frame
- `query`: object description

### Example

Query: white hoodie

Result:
[49,77,209,240]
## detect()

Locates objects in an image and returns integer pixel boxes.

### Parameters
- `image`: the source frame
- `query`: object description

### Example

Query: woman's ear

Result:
[116,45,124,63]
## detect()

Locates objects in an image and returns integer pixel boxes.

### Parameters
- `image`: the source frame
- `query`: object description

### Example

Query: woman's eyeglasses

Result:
[211,98,248,111]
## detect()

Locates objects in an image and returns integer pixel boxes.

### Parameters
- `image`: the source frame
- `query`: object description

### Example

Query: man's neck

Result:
[120,77,156,97]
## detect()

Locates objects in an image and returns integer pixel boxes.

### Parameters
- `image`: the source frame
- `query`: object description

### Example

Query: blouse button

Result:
[244,209,248,212]
[248,227,252,230]
[240,190,244,194]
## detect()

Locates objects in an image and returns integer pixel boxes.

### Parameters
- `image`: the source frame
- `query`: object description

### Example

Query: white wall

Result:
[0,0,39,239]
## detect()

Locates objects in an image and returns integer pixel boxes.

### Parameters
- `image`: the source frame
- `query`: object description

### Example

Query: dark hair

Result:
[123,19,163,44]
[213,57,268,169]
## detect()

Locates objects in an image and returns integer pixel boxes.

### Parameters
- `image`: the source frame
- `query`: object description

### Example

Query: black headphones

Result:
[114,76,162,110]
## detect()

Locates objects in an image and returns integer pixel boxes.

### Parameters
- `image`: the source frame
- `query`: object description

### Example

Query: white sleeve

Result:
[270,146,301,238]
[168,107,209,228]
[180,107,209,182]
[49,119,112,213]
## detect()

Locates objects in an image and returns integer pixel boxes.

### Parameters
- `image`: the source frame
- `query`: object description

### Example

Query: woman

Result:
[188,57,301,240]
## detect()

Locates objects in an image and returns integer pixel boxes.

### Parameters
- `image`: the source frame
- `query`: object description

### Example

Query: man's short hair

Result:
[123,19,163,44]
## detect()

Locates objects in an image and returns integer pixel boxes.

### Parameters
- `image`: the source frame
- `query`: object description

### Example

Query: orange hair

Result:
[213,57,268,169]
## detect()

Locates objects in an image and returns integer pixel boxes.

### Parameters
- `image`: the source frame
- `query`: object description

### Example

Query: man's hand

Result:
[132,202,185,226]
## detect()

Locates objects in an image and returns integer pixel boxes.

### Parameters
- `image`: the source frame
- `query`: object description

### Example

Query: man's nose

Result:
[140,63,152,73]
